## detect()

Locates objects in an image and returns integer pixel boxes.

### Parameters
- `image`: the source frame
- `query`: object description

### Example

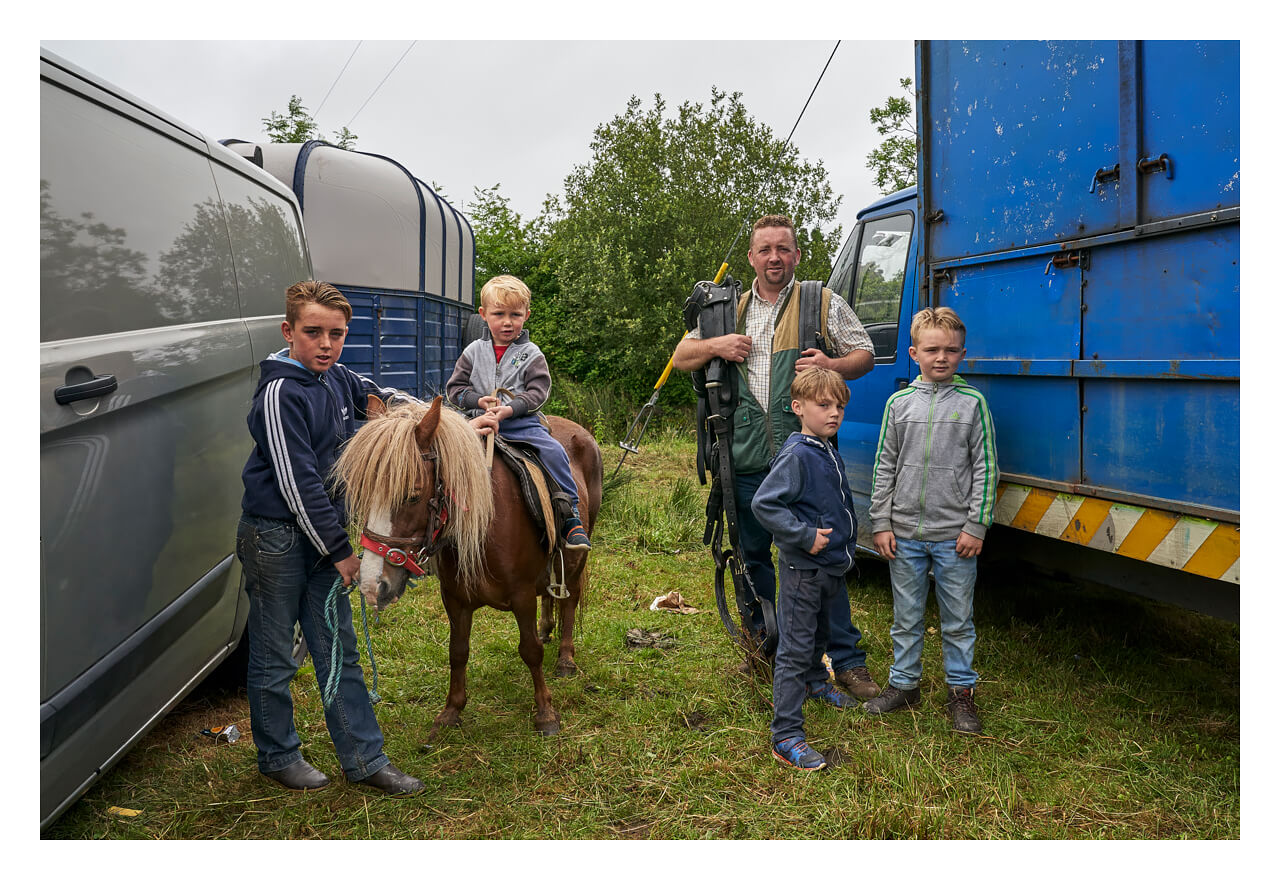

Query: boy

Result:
[446,274,590,550]
[751,368,860,771]
[863,307,998,734]
[237,280,424,795]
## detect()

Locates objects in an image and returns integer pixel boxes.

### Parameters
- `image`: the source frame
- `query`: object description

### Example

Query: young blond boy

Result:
[446,275,589,549]
[864,307,998,733]
[751,368,861,770]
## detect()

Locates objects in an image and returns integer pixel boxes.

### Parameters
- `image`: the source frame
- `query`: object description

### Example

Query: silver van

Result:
[40,48,311,828]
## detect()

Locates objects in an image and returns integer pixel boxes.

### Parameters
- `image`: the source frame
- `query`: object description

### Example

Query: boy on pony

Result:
[446,274,591,551]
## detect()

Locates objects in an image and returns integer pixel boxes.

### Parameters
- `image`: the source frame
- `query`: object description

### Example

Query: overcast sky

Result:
[40,39,915,254]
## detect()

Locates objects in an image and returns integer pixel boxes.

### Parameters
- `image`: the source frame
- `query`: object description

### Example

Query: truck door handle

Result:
[1089,163,1120,193]
[1137,153,1174,180]
[54,374,118,405]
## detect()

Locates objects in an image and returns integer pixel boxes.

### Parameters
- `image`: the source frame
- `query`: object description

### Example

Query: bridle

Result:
[358,447,449,578]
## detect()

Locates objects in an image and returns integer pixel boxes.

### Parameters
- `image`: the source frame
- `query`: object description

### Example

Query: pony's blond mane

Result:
[333,400,494,589]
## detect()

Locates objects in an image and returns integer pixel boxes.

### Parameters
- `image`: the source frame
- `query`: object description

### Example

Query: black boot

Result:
[946,686,983,734]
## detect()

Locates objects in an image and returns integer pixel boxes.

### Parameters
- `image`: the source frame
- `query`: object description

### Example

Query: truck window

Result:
[829,212,913,360]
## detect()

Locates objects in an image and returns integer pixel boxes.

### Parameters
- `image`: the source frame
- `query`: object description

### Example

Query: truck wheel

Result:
[463,312,486,347]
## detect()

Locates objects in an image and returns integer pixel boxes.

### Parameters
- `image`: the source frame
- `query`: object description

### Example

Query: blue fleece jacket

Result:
[751,432,858,575]
[240,350,410,563]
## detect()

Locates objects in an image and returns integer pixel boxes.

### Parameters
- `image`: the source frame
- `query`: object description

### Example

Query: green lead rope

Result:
[322,578,381,709]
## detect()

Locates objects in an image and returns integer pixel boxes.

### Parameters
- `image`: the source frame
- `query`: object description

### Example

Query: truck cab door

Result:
[827,203,918,549]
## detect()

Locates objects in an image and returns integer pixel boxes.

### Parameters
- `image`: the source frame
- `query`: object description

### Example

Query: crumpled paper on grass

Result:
[649,590,702,614]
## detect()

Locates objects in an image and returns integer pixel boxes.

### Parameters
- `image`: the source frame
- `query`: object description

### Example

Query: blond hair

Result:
[750,214,798,250]
[910,307,966,345]
[285,280,351,325]
[480,274,532,311]
[790,367,849,406]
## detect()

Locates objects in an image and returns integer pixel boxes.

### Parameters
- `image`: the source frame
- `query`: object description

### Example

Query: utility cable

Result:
[315,40,362,119]
[346,40,417,128]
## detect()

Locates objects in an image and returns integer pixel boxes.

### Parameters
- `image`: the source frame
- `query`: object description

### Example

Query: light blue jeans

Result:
[886,537,978,689]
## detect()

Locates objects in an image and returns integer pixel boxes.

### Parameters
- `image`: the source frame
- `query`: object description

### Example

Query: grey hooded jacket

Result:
[446,328,551,420]
[869,375,999,542]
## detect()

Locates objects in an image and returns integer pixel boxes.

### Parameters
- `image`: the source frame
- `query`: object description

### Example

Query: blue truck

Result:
[829,40,1239,619]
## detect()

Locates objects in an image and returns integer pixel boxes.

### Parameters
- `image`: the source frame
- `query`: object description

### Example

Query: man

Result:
[673,214,881,700]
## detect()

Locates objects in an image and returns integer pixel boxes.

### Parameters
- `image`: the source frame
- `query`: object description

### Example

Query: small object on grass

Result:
[201,724,241,744]
[649,590,702,614]
[625,627,675,650]
[107,806,142,818]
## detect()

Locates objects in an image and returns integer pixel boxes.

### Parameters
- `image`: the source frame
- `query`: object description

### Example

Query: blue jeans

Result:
[886,537,978,689]
[500,415,580,510]
[236,514,389,781]
[735,470,867,669]
[771,564,842,745]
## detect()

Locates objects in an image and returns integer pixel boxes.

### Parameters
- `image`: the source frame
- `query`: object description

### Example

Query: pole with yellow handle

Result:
[612,261,734,478]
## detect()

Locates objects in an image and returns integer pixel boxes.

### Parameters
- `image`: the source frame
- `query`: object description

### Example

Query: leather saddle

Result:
[491,435,572,553]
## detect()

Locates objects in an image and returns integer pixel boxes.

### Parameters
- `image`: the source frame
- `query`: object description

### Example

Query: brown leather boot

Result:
[834,665,881,700]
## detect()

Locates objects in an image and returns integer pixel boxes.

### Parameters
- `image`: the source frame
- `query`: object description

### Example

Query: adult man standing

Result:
[673,214,881,699]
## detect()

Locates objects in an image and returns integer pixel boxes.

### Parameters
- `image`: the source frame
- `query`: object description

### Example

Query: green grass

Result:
[45,432,1239,839]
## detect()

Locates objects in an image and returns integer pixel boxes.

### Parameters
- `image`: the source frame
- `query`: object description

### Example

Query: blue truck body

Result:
[829,40,1240,617]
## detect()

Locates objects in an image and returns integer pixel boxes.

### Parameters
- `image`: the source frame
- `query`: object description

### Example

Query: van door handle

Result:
[54,374,117,405]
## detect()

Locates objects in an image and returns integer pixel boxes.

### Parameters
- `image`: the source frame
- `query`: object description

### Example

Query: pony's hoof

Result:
[534,715,561,736]
[554,661,579,678]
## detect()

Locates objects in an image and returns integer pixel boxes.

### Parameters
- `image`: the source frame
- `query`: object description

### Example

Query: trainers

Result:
[946,686,983,734]
[806,681,856,709]
[772,736,827,771]
[561,518,591,551]
[862,684,921,715]
[834,666,882,701]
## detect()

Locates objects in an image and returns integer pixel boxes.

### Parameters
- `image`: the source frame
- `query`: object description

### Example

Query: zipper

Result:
[916,384,937,538]
[318,373,344,435]
[824,439,855,571]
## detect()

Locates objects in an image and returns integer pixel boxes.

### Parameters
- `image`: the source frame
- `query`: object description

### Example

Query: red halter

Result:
[357,447,449,578]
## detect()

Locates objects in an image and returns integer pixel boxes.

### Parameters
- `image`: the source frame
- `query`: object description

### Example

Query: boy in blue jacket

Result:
[237,280,426,795]
[751,368,860,771]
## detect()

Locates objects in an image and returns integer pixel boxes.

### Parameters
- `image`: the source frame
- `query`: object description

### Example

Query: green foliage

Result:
[261,95,358,149]
[467,184,559,313]
[540,89,842,405]
[867,77,918,195]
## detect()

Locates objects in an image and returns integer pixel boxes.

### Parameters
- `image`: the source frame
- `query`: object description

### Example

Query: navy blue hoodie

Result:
[240,350,409,563]
[751,432,858,575]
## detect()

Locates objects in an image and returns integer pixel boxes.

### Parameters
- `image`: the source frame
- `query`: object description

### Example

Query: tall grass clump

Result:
[544,370,693,444]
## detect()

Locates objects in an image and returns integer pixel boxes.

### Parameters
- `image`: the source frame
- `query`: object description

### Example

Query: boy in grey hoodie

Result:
[864,308,998,733]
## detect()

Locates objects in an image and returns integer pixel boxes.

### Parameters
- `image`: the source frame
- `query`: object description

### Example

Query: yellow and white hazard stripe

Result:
[992,483,1240,584]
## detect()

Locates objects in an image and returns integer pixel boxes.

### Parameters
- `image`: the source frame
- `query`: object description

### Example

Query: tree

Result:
[467,184,559,313]
[866,77,918,195]
[261,95,358,149]
[542,88,842,403]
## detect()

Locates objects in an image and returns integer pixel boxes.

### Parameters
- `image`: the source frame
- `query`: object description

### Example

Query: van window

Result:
[830,212,913,359]
[212,164,308,319]
[40,81,237,342]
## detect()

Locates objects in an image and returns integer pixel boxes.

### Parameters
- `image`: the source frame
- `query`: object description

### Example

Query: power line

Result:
[345,40,417,129]
[315,40,362,119]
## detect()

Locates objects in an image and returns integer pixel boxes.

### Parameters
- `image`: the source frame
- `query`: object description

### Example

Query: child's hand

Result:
[478,395,500,411]
[809,527,832,555]
[956,531,984,558]
[335,554,361,587]
[873,530,896,560]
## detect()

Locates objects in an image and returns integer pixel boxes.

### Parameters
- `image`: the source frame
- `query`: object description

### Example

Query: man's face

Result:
[282,303,348,373]
[747,225,801,292]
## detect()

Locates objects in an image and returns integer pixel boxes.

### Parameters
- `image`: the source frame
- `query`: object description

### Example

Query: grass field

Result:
[44,428,1240,840]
